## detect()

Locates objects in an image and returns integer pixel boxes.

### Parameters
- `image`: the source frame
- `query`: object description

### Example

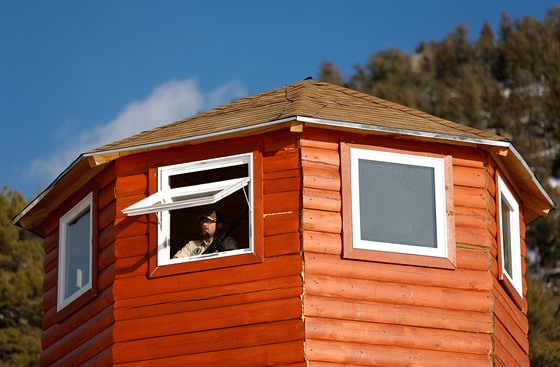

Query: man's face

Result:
[200,218,220,240]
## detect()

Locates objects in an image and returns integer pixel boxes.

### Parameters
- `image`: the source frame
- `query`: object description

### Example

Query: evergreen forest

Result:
[320,8,559,365]
[1,7,559,366]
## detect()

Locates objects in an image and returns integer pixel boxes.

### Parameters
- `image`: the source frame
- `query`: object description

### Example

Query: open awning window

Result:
[122,177,250,216]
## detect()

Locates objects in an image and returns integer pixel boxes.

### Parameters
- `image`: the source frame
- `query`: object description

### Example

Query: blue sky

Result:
[1,0,557,200]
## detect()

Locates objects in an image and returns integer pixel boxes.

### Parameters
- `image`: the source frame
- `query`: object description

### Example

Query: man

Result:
[173,210,238,258]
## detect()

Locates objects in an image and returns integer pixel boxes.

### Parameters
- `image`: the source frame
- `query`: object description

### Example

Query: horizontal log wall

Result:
[493,283,530,367]
[486,159,530,367]
[111,131,305,366]
[40,164,116,366]
[300,129,499,366]
[38,127,531,366]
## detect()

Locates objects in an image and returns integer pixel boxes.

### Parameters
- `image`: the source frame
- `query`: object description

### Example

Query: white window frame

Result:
[57,192,93,311]
[497,175,522,296]
[350,147,448,258]
[123,153,254,266]
[122,177,250,216]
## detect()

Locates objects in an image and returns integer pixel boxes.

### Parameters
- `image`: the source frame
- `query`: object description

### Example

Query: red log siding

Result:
[110,132,305,365]
[40,164,116,367]
[299,129,526,366]
[38,126,532,366]
[486,160,530,366]
[492,278,530,366]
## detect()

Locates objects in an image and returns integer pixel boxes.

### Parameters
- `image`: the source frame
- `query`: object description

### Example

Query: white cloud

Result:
[29,77,247,184]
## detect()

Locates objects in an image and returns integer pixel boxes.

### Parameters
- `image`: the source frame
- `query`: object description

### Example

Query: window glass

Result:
[358,159,437,248]
[64,210,91,297]
[58,193,93,311]
[498,176,522,296]
[123,153,253,266]
[501,195,513,276]
[350,148,447,258]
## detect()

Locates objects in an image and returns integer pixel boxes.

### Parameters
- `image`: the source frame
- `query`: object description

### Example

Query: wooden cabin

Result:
[14,80,555,366]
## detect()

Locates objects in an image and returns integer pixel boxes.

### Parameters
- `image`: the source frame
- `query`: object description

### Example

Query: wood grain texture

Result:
[493,318,529,367]
[306,273,491,312]
[113,340,304,367]
[453,165,486,188]
[302,231,341,255]
[304,295,492,333]
[265,232,301,257]
[302,209,341,233]
[113,320,303,364]
[306,317,491,355]
[302,166,340,191]
[42,288,114,350]
[113,297,302,343]
[264,191,300,214]
[303,188,341,212]
[114,253,302,300]
[114,276,302,321]
[492,288,529,353]
[305,338,491,366]
[44,326,113,367]
[305,252,493,291]
[301,147,340,168]
[456,248,491,271]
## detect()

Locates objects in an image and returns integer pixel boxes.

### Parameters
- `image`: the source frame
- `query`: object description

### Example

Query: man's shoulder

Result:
[222,236,238,249]
[185,239,204,247]
[173,240,204,258]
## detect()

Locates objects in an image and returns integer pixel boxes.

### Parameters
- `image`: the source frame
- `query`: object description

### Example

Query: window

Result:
[58,192,93,311]
[497,175,522,296]
[341,144,455,268]
[123,153,255,269]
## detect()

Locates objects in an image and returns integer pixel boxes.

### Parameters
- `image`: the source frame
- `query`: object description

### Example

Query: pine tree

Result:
[318,60,344,86]
[526,276,560,367]
[0,187,43,366]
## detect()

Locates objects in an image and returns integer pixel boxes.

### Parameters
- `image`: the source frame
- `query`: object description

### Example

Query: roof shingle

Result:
[89,80,506,155]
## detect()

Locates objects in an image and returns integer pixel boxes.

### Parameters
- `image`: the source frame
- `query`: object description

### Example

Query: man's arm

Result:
[173,241,197,258]
[221,236,238,250]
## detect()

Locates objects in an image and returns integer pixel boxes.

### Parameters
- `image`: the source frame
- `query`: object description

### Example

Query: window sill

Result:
[148,250,264,277]
[343,245,456,269]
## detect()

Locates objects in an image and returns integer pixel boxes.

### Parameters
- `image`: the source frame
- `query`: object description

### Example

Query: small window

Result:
[497,175,522,296]
[123,153,254,267]
[58,193,93,311]
[341,144,455,268]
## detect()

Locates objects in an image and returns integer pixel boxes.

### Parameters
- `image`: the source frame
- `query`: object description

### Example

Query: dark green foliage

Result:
[0,186,43,366]
[318,60,344,86]
[527,276,560,367]
[320,6,560,363]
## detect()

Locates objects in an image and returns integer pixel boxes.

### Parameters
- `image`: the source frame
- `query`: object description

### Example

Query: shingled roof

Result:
[14,79,555,234]
[88,79,506,156]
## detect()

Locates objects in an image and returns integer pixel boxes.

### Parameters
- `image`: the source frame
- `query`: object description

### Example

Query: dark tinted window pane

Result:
[65,210,91,298]
[501,195,513,277]
[358,159,437,248]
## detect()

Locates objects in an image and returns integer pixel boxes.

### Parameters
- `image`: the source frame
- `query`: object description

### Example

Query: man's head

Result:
[198,210,223,241]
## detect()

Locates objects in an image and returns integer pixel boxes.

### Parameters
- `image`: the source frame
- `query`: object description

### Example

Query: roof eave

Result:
[15,115,555,233]
[13,154,84,231]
